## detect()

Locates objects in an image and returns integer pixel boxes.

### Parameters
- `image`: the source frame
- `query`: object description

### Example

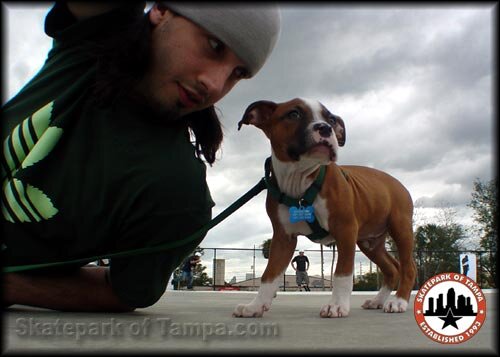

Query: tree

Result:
[386,205,469,287]
[354,272,382,291]
[192,263,213,286]
[173,246,212,288]
[468,178,497,287]
[261,238,272,259]
[414,223,467,285]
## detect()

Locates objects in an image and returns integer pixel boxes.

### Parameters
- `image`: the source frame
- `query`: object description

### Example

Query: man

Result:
[3,2,280,312]
[181,254,201,290]
[291,250,310,292]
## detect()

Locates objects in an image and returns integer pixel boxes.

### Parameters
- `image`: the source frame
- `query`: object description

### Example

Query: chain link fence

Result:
[169,247,495,291]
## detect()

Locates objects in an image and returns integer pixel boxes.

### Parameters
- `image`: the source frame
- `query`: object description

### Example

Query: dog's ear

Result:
[237,100,277,131]
[333,115,346,147]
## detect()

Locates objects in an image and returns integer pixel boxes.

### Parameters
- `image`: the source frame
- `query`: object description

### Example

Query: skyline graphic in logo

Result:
[423,286,477,330]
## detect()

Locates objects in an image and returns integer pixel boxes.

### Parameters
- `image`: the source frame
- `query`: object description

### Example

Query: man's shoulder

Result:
[46,3,146,42]
[66,3,125,21]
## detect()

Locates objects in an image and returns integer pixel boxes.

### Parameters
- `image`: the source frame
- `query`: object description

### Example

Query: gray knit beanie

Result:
[163,3,281,77]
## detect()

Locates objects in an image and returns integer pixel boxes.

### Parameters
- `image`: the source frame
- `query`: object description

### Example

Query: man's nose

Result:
[198,65,233,100]
[313,123,333,138]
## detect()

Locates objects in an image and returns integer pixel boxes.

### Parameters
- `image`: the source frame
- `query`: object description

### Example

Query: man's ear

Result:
[149,3,174,26]
[333,115,346,147]
[237,100,277,131]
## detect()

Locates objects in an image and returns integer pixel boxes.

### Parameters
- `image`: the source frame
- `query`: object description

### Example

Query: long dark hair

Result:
[88,5,223,165]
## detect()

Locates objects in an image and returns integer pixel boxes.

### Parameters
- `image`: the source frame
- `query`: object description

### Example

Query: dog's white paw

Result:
[362,286,391,310]
[383,297,408,313]
[233,302,269,318]
[361,298,384,309]
[319,302,350,318]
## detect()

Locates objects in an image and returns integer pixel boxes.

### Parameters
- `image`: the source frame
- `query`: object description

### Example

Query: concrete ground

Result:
[3,290,497,355]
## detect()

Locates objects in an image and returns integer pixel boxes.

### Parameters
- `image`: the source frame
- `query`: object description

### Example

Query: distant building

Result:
[213,259,225,286]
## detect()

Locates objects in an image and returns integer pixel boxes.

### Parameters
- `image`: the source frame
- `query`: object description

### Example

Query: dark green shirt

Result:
[2,3,214,308]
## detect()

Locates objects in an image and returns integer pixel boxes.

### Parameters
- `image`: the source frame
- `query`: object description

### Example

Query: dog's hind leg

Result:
[358,235,400,310]
[385,215,416,313]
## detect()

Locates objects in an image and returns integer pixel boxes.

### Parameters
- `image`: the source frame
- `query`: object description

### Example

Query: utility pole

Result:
[252,245,256,291]
[213,248,217,291]
[320,245,325,291]
[283,267,286,291]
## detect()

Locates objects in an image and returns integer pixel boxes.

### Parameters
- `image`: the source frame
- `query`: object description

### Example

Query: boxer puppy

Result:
[233,98,416,318]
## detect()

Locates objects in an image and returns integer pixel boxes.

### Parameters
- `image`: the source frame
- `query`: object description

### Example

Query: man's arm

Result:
[3,267,135,312]
[66,2,122,21]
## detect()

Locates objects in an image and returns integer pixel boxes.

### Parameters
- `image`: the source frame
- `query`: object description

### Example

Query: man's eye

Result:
[234,67,249,80]
[208,38,225,53]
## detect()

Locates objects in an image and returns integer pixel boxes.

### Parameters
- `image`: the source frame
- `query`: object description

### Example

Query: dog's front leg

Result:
[320,227,357,318]
[233,231,297,318]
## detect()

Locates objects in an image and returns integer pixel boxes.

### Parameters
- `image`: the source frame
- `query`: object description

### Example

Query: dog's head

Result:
[238,98,345,164]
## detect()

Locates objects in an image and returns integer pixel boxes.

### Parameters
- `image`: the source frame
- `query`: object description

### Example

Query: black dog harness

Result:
[263,157,330,242]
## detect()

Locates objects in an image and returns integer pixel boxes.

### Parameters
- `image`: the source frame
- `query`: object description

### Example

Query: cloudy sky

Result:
[3,3,495,281]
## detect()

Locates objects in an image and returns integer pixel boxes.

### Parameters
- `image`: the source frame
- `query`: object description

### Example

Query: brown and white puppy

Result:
[233,98,416,318]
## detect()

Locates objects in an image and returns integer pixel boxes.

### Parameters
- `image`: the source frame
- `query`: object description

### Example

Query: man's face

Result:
[139,5,250,119]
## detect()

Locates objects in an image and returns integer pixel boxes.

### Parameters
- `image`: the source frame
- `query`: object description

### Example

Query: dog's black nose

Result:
[313,123,333,138]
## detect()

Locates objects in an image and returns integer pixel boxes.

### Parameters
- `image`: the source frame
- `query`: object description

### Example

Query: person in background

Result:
[181,253,201,290]
[291,250,311,292]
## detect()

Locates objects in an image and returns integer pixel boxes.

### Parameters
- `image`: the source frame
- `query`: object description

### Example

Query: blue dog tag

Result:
[289,206,315,223]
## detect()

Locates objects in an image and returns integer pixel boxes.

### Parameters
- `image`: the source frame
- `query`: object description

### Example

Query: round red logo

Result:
[414,272,486,344]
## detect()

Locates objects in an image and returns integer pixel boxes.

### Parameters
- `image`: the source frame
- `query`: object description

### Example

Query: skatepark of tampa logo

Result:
[414,272,486,344]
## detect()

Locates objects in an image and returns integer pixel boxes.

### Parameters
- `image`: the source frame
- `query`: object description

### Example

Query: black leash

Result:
[3,178,267,273]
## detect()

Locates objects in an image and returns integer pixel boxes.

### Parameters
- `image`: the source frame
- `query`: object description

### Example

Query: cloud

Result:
[3,4,51,103]
[4,4,495,278]
[208,5,494,248]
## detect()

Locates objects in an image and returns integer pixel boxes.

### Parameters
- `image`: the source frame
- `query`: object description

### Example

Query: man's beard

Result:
[140,93,182,121]
[130,80,183,122]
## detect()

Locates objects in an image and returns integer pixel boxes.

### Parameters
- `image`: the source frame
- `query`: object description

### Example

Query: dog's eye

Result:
[328,114,337,125]
[287,110,301,120]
